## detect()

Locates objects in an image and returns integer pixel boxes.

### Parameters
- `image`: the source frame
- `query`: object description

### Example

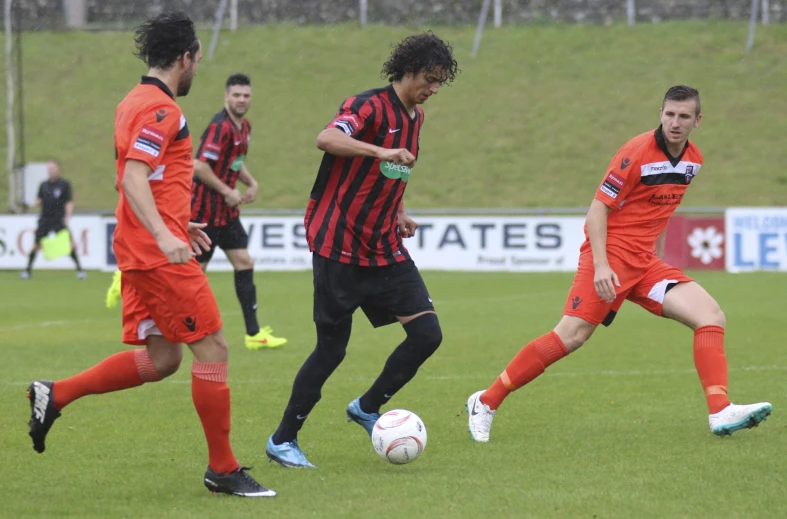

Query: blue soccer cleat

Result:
[265,435,316,469]
[346,397,381,437]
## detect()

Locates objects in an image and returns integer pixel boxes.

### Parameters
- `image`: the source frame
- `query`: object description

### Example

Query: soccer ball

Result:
[371,409,427,464]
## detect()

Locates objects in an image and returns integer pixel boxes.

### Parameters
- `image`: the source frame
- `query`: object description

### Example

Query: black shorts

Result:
[312,254,435,328]
[34,219,66,244]
[197,218,249,263]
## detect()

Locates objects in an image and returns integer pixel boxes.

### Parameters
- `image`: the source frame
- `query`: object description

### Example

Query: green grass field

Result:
[2,22,787,212]
[1,270,785,518]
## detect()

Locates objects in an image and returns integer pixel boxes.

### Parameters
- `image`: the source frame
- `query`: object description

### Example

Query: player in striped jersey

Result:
[190,74,287,350]
[265,32,459,468]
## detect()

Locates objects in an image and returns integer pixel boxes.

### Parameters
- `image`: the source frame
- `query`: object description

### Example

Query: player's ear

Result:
[694,113,702,128]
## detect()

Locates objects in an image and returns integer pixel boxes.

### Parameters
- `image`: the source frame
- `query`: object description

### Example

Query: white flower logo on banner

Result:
[687,226,724,264]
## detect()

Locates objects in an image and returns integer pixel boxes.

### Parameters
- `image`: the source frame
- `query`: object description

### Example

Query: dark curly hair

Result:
[226,73,251,89]
[133,12,199,70]
[381,32,459,85]
[663,85,701,115]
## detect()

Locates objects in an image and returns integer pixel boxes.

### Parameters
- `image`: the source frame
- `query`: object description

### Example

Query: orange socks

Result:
[52,349,161,409]
[481,331,569,410]
[693,325,730,414]
[192,362,238,475]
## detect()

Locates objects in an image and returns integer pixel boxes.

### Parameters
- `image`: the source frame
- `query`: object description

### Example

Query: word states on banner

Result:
[725,208,787,272]
[0,215,104,270]
[203,216,586,272]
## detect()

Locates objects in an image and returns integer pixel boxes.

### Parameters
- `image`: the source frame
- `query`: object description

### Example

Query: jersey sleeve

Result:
[196,120,225,166]
[594,145,642,210]
[124,103,180,171]
[326,96,377,139]
[63,181,73,203]
[37,182,44,199]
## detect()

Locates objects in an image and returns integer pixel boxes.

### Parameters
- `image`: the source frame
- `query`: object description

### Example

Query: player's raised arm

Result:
[121,159,193,263]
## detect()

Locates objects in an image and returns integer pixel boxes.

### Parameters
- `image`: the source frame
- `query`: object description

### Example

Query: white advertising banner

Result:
[201,216,586,272]
[0,215,106,270]
[725,208,787,273]
[2,215,587,272]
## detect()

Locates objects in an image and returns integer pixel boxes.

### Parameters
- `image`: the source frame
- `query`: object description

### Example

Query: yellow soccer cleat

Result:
[245,326,287,350]
[106,270,122,309]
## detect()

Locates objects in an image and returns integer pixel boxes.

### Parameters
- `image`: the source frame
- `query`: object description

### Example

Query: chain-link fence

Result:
[2,0,785,30]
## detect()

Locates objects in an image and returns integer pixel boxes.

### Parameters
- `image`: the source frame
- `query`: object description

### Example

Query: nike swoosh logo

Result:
[296,414,307,420]
[234,141,241,145]
[471,400,480,416]
[383,394,393,399]
[205,478,218,487]
[388,128,400,133]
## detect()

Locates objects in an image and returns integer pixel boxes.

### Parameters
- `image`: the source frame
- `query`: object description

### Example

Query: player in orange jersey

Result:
[466,85,772,441]
[26,12,275,498]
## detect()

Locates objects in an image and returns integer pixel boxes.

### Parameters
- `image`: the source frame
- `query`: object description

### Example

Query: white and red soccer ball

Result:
[371,409,427,465]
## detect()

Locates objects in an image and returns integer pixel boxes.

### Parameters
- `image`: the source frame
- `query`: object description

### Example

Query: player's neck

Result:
[392,82,416,116]
[146,69,180,99]
[225,106,243,128]
[666,140,686,158]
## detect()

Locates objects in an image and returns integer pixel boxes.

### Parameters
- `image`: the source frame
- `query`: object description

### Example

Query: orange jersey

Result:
[113,77,194,270]
[583,127,704,260]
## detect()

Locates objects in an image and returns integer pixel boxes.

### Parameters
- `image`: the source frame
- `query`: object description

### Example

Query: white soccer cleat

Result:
[467,390,496,442]
[709,402,772,437]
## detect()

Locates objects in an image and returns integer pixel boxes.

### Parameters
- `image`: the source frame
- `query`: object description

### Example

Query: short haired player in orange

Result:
[26,12,275,498]
[467,86,772,442]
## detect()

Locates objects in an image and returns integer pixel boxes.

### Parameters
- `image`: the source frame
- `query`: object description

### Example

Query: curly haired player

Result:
[265,32,459,468]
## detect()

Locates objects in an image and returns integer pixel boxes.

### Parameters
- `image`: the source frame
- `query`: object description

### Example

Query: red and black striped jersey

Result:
[190,109,251,227]
[305,85,424,266]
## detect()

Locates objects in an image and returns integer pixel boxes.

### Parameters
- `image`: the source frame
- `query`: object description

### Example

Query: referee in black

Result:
[21,160,85,279]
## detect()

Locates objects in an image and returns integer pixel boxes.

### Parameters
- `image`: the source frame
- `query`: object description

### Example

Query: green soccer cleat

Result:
[245,326,287,350]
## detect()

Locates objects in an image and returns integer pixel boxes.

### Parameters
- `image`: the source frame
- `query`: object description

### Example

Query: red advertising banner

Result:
[664,215,725,270]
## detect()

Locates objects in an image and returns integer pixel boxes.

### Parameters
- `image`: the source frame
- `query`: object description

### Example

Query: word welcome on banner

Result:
[725,208,787,273]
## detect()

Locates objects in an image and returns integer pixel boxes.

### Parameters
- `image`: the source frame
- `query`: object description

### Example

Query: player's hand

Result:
[593,263,621,303]
[223,189,243,207]
[187,222,211,256]
[378,148,415,167]
[156,232,194,264]
[241,183,258,204]
[397,211,418,238]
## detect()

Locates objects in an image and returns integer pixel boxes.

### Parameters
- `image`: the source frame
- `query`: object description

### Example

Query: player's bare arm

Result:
[238,164,258,204]
[397,203,418,238]
[317,128,415,166]
[586,199,620,303]
[193,159,242,207]
[121,159,193,264]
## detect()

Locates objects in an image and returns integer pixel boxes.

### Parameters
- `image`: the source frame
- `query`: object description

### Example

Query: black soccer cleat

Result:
[203,466,277,498]
[27,380,61,454]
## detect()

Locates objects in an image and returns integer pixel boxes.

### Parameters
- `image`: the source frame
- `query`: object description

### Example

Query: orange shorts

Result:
[563,252,693,326]
[121,260,222,345]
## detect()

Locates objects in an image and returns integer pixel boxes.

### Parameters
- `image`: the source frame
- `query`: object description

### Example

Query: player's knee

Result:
[698,304,726,329]
[404,312,442,360]
[315,320,352,366]
[156,351,183,378]
[192,332,229,363]
[554,318,594,352]
[234,257,254,271]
